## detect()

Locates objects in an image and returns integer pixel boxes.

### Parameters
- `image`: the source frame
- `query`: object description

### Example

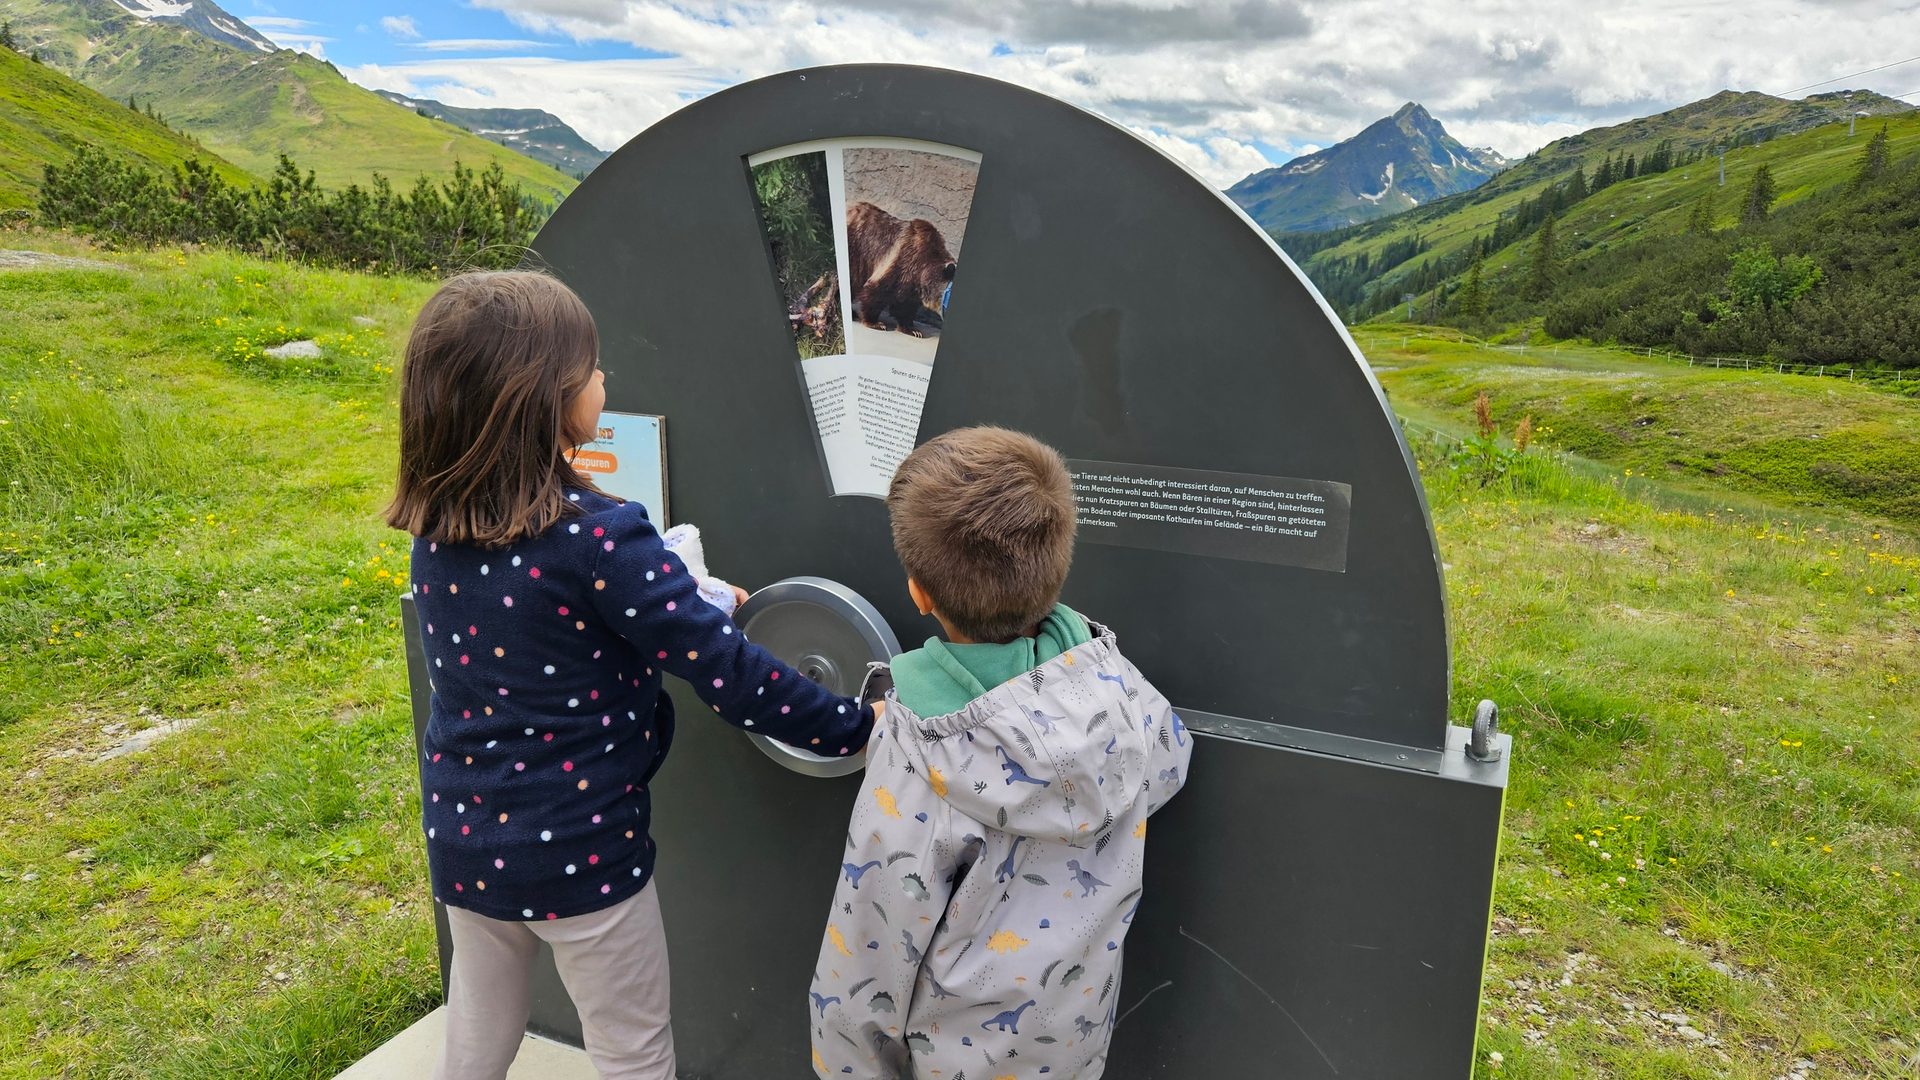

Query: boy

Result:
[810,427,1192,1079]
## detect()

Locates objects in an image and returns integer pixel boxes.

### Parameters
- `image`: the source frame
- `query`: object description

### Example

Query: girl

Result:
[387,271,877,1080]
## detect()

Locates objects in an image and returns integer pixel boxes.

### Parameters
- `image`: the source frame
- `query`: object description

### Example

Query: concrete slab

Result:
[335,1007,596,1080]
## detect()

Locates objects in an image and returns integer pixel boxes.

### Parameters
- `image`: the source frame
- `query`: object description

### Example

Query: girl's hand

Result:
[731,585,751,609]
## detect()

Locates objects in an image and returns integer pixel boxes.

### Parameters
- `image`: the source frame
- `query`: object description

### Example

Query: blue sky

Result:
[242,1,1920,188]
[243,1,662,67]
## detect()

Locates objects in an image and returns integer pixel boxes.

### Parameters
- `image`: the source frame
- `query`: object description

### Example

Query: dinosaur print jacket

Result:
[810,621,1191,1079]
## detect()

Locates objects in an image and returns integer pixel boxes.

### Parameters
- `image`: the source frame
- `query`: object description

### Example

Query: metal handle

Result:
[734,577,900,778]
[1468,700,1503,763]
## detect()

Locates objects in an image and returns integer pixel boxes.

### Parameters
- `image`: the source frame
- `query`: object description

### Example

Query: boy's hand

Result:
[730,585,750,609]
[859,662,893,721]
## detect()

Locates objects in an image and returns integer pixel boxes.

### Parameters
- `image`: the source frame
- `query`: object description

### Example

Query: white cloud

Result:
[344,57,727,150]
[408,39,559,52]
[381,15,422,39]
[246,16,315,31]
[349,1,1920,185]
[259,27,333,58]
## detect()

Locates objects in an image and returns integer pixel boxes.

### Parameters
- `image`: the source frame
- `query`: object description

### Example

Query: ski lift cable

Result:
[1779,55,1920,96]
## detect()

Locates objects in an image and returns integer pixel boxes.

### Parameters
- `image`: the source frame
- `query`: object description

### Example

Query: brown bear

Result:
[846,200,955,337]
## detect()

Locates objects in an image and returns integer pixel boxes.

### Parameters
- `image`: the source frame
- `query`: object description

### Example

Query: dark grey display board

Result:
[401,63,1510,1078]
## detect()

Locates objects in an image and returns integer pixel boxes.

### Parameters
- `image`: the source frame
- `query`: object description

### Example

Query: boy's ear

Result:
[907,578,934,617]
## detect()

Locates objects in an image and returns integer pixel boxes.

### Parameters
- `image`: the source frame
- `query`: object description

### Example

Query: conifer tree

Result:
[1741,164,1777,224]
[1686,192,1715,236]
[1566,164,1589,202]
[1623,153,1637,180]
[0,21,16,51]
[1527,212,1558,300]
[1454,251,1487,321]
[1854,126,1891,187]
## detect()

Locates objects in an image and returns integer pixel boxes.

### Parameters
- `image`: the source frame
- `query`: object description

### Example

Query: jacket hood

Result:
[881,624,1170,847]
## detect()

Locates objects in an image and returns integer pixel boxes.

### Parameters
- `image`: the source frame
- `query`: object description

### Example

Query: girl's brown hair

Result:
[385,270,606,548]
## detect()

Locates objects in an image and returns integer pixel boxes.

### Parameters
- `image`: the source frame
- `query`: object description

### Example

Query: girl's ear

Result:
[907,578,934,617]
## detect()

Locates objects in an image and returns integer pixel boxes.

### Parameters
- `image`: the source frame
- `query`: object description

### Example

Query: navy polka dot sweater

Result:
[409,489,874,921]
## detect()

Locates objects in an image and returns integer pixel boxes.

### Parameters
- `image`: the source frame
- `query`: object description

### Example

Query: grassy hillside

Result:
[1357,327,1920,526]
[1476,90,1907,201]
[1,0,577,202]
[1290,92,1917,319]
[0,233,440,1077]
[0,237,1914,1077]
[0,44,251,209]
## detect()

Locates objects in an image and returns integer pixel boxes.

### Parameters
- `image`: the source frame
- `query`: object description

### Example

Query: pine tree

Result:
[1454,251,1487,321]
[1566,164,1589,202]
[1686,192,1715,236]
[1741,164,1777,224]
[1594,155,1615,191]
[1623,153,1637,180]
[1527,212,1558,301]
[0,21,15,51]
[1854,126,1892,187]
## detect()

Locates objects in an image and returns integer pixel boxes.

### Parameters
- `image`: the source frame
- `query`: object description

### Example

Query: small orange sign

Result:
[569,449,619,475]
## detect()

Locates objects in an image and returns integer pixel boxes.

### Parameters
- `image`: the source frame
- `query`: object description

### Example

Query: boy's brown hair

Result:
[385,270,605,548]
[887,427,1077,642]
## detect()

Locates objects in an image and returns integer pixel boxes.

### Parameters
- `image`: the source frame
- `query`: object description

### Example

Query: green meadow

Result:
[0,234,1914,1077]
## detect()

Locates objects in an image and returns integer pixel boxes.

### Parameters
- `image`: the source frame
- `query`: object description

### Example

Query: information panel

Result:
[569,411,669,524]
[748,138,980,497]
[1068,459,1353,572]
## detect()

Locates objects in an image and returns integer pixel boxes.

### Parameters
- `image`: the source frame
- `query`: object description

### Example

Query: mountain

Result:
[1227,103,1508,233]
[1467,89,1911,196]
[374,91,609,178]
[99,0,277,55]
[2,0,577,202]
[0,40,251,209]
[1283,88,1917,321]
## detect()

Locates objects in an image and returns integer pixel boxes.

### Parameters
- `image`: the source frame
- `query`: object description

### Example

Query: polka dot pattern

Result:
[407,489,871,920]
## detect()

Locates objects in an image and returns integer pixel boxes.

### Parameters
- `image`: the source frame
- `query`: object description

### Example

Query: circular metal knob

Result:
[734,576,901,778]
[1468,699,1503,763]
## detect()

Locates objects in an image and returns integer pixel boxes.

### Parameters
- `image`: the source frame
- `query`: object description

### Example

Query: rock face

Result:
[373,91,610,177]
[0,250,123,271]
[264,339,321,359]
[841,147,978,260]
[106,0,279,54]
[1227,103,1507,234]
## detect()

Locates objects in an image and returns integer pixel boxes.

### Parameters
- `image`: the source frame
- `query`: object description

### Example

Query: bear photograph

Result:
[749,150,846,359]
[840,146,978,363]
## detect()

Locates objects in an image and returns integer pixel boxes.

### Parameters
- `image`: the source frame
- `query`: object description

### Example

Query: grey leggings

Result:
[434,882,675,1080]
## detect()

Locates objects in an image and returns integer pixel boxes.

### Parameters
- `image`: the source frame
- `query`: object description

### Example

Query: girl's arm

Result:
[588,503,875,758]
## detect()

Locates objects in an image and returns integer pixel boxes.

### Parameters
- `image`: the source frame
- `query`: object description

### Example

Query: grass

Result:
[0,0,578,202]
[0,230,440,1077]
[0,234,1915,1077]
[1317,106,1920,317]
[0,45,253,210]
[1356,325,1920,529]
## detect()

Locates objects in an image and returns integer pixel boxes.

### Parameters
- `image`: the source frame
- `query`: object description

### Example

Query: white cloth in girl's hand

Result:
[660,523,737,615]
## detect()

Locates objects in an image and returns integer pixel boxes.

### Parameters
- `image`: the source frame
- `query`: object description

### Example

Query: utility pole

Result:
[1718,147,1725,186]
[1403,292,1415,320]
